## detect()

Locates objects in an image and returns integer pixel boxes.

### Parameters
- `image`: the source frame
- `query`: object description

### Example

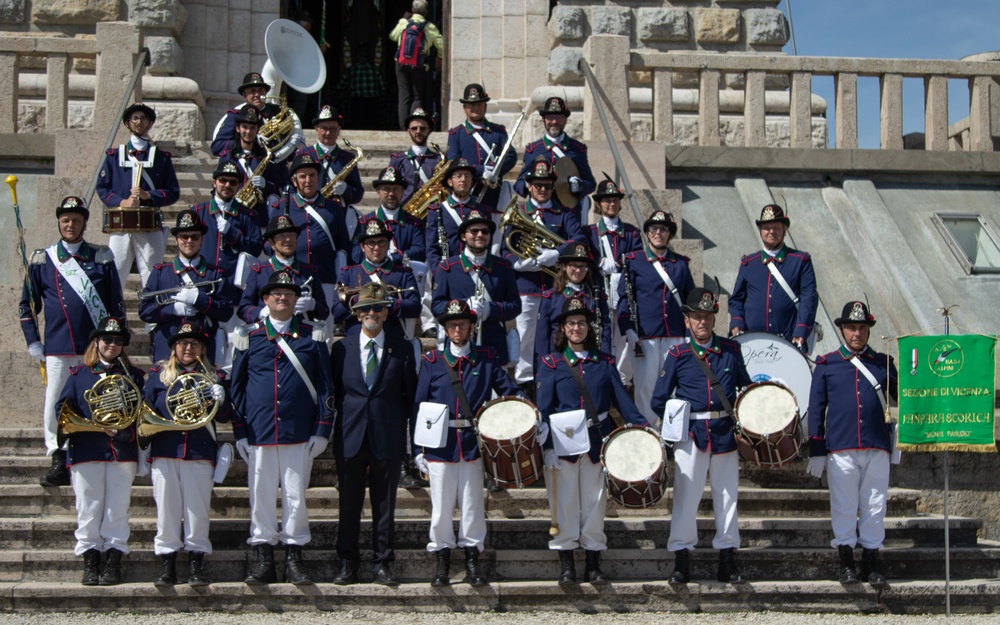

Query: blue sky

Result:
[779,0,1000,147]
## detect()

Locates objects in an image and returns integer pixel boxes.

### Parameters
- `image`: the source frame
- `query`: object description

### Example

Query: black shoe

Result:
[860,548,888,588]
[40,450,70,487]
[284,545,314,585]
[422,327,437,339]
[400,461,428,489]
[584,550,609,585]
[332,559,359,585]
[838,545,860,584]
[372,563,399,586]
[668,549,690,585]
[99,548,123,586]
[462,546,487,587]
[717,548,747,584]
[431,549,451,587]
[557,550,576,586]
[154,552,177,587]
[244,544,276,585]
[188,552,210,587]
[81,549,100,586]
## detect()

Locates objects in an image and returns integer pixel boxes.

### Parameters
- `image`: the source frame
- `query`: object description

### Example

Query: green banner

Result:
[897,334,997,452]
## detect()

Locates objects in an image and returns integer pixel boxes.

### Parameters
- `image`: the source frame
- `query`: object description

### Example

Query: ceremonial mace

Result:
[7,175,46,385]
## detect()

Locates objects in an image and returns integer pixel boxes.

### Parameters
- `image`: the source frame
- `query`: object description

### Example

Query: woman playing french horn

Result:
[55,316,145,587]
[142,322,230,588]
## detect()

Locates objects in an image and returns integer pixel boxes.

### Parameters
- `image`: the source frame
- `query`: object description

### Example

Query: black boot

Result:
[99,548,123,586]
[81,549,100,586]
[154,552,177,587]
[463,546,487,587]
[244,544,276,585]
[838,545,860,584]
[717,548,746,584]
[860,548,888,588]
[557,550,576,586]
[40,450,70,487]
[400,458,427,489]
[284,545,314,585]
[584,550,609,585]
[431,549,451,587]
[668,549,690,585]
[188,552,210,587]
[332,559,359,585]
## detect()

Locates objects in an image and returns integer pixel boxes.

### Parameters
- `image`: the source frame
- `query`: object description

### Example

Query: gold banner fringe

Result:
[897,443,997,453]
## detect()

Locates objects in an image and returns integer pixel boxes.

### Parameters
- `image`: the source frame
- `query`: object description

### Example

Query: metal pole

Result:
[784,0,799,56]
[942,307,952,617]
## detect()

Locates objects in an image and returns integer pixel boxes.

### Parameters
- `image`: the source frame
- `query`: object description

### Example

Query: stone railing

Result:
[0,22,142,137]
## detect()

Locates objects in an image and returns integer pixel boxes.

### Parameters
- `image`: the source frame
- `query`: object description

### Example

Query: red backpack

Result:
[396,19,427,68]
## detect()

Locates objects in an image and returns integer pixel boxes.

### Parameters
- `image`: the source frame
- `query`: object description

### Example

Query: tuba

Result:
[402,145,450,219]
[58,369,142,438]
[138,359,220,439]
[499,198,567,278]
[321,139,366,199]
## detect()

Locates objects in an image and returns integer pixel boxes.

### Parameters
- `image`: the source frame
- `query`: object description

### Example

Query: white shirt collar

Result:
[763,247,780,257]
[63,240,83,254]
[99,359,113,368]
[464,248,488,265]
[362,329,386,348]
[274,255,294,266]
[318,141,337,152]
[468,121,484,130]
[216,197,233,212]
[381,206,400,219]
[449,341,472,358]
[546,132,566,143]
[530,199,553,209]
[573,350,588,360]
[269,316,292,334]
[130,136,150,150]
[178,255,201,267]
[694,338,713,349]
[602,215,620,231]
[566,283,582,292]
[411,145,428,155]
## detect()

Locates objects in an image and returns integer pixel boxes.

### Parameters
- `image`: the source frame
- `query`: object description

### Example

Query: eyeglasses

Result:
[266,290,297,299]
[129,116,150,123]
[215,178,240,187]
[445,321,471,331]
[563,321,589,329]
[531,184,553,190]
[466,228,490,236]
[99,336,125,345]
[356,305,385,313]
[647,226,671,234]
[408,125,429,132]
[363,239,390,248]
[176,234,202,242]
[176,339,202,349]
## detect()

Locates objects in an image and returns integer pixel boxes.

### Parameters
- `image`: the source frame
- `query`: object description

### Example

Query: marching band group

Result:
[17,76,898,592]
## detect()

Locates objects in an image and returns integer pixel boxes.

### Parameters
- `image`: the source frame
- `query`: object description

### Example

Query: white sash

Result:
[302,203,336,248]
[849,355,888,412]
[551,144,567,159]
[234,252,255,289]
[117,145,156,190]
[276,335,318,404]
[469,268,493,305]
[46,246,108,328]
[469,128,495,164]
[766,260,800,305]
[345,205,360,241]
[367,269,383,285]
[651,257,684,308]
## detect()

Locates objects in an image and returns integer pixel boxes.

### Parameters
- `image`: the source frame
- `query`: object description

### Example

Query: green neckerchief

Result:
[264,316,301,341]
[361,257,395,274]
[644,245,676,262]
[562,344,599,365]
[460,252,493,272]
[56,240,92,262]
[687,335,721,359]
[838,345,874,360]
[172,256,208,276]
[762,245,788,263]
[209,197,238,217]
[464,120,492,133]
[542,134,568,151]
[443,342,478,368]
[268,256,300,274]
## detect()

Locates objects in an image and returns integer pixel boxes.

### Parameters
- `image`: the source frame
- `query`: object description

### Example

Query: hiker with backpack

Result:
[390,0,444,130]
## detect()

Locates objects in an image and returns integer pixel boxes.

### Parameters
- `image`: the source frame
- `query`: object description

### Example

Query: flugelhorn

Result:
[499,198,566,278]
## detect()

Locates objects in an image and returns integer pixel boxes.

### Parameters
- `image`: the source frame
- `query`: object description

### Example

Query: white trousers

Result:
[633,337,685,426]
[247,443,310,546]
[668,440,740,552]
[612,326,633,385]
[419,272,436,336]
[108,230,166,289]
[151,458,215,555]
[71,461,136,556]
[43,355,83,454]
[827,449,890,549]
[426,459,487,552]
[546,457,608,551]
[514,294,540,383]
[321,283,337,350]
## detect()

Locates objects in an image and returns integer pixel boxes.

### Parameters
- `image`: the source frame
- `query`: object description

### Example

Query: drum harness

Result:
[446,364,475,429]
[691,353,743,436]
[566,363,608,431]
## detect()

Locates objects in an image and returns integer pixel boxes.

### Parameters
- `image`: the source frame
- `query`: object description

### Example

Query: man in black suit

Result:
[331,282,418,585]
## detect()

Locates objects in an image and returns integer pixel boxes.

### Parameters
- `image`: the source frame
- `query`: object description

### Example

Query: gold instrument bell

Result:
[58,373,143,438]
[498,198,567,278]
[138,359,220,439]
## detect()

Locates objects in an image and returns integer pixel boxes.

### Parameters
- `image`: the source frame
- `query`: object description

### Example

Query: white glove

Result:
[468,296,488,320]
[257,305,270,320]
[330,181,347,196]
[173,287,199,305]
[27,341,44,364]
[236,439,251,463]
[294,295,316,314]
[569,176,582,193]
[544,449,560,470]
[482,164,496,180]
[599,256,617,276]
[537,421,550,446]
[290,132,306,148]
[251,175,266,189]
[514,258,540,272]
[807,456,826,479]
[305,435,328,459]
[414,453,429,475]
[626,330,640,346]
[536,248,560,267]
[210,384,225,403]
[171,302,197,316]
[215,213,231,234]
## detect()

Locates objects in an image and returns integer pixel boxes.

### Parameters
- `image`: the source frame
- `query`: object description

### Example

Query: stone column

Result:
[582,35,631,142]
[94,22,143,134]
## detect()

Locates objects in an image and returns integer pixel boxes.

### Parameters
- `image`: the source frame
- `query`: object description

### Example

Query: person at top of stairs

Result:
[214,108,286,229]
[211,71,304,164]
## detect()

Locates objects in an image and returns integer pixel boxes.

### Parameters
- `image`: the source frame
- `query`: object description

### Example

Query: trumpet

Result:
[138,278,224,306]
[138,358,219,439]
[336,282,415,304]
[498,198,566,278]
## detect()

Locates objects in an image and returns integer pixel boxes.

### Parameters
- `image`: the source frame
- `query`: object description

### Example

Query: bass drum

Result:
[735,332,813,421]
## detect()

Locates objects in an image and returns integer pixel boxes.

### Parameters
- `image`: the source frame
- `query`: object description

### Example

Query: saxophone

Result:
[321,139,366,200]
[234,146,273,210]
[402,144,450,219]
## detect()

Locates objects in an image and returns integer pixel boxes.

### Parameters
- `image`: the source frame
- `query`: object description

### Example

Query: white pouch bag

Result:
[662,398,691,443]
[549,409,591,456]
[213,442,234,484]
[414,402,449,449]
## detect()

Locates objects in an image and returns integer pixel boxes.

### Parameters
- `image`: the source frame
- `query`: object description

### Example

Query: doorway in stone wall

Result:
[285,0,444,131]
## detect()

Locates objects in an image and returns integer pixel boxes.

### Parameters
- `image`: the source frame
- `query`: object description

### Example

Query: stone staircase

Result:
[1,427,997,614]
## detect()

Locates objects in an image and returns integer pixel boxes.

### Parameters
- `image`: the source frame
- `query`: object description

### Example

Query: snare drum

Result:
[734,381,803,468]
[103,207,163,233]
[600,425,668,508]
[476,396,543,489]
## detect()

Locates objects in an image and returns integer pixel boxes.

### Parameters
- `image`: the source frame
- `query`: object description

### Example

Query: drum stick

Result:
[548,466,559,536]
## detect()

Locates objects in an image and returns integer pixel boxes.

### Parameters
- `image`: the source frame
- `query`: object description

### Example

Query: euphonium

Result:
[321,139,366,199]
[138,358,220,439]
[258,94,297,154]
[402,145,450,219]
[58,371,142,438]
[498,198,566,278]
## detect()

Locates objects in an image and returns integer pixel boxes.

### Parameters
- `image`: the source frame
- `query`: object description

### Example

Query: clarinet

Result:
[436,205,449,259]
[623,254,643,358]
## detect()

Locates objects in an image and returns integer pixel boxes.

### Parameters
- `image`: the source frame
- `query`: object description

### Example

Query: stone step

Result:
[2,545,998,586]
[0,483,924,520]
[0,516,979,552]
[0,579,997,614]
